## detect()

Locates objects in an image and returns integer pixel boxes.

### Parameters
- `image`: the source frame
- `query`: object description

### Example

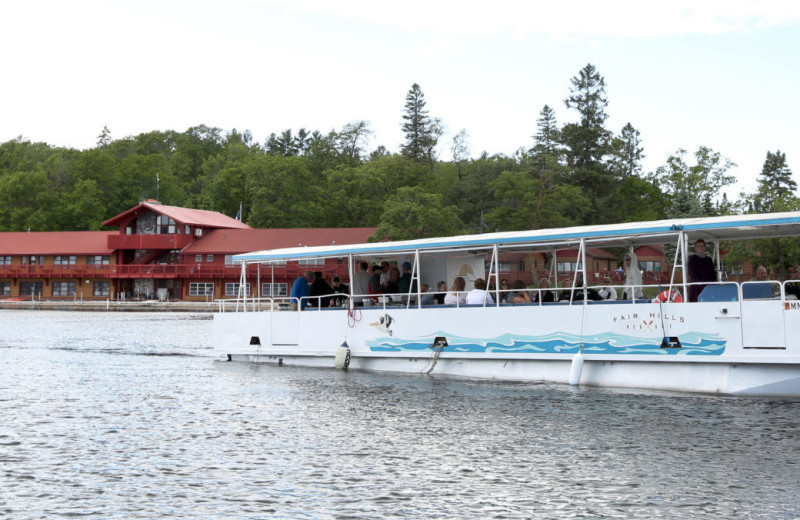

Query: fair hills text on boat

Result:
[213,212,800,397]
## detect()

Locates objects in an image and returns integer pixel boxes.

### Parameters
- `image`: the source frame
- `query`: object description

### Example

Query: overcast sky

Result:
[3,0,799,197]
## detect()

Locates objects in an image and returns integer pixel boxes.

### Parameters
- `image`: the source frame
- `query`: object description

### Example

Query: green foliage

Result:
[371,187,464,241]
[652,146,737,217]
[400,83,438,165]
[754,150,796,212]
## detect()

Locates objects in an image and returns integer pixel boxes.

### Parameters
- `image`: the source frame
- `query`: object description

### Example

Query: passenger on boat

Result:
[379,261,392,286]
[420,284,434,305]
[511,280,531,304]
[500,279,513,304]
[444,277,467,305]
[368,264,384,300]
[688,239,716,302]
[558,279,572,302]
[398,261,415,296]
[290,270,314,310]
[466,278,495,305]
[622,252,644,300]
[754,266,768,281]
[533,278,555,303]
[597,277,618,300]
[385,267,401,295]
[352,261,371,305]
[786,268,800,300]
[566,273,603,302]
[434,281,447,304]
[330,277,349,307]
[308,271,333,308]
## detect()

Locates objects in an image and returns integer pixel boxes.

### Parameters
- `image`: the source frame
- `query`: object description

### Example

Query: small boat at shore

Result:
[214,212,800,397]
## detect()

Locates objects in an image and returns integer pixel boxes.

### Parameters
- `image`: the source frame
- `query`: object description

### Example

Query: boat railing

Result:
[217,280,799,313]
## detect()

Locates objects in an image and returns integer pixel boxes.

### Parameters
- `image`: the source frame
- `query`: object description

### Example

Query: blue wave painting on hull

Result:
[366,331,725,356]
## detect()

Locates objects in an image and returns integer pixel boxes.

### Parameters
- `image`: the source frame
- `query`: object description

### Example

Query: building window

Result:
[21,256,44,266]
[93,282,110,296]
[54,256,77,266]
[0,256,11,266]
[0,282,10,296]
[189,282,214,296]
[87,255,110,265]
[224,283,251,296]
[298,258,324,266]
[556,261,579,272]
[52,281,76,296]
[19,281,43,296]
[195,255,203,263]
[156,214,177,234]
[206,254,214,262]
[641,260,661,271]
[262,283,288,297]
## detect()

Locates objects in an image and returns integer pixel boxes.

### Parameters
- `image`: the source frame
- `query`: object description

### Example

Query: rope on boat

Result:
[422,337,448,374]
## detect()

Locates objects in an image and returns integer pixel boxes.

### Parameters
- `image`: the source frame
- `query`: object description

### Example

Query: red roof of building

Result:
[0,231,116,255]
[183,228,377,254]
[102,201,251,230]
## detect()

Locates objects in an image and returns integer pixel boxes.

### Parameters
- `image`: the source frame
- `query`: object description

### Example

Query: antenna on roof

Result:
[156,173,160,202]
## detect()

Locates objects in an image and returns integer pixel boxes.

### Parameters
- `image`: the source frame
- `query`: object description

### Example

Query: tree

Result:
[451,129,470,181]
[96,126,112,148]
[337,121,373,165]
[754,150,796,213]
[400,83,437,163]
[371,187,464,241]
[609,123,644,179]
[652,146,736,216]
[560,64,614,222]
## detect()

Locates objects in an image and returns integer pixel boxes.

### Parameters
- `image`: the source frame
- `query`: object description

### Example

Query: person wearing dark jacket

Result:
[308,271,333,308]
[688,239,716,302]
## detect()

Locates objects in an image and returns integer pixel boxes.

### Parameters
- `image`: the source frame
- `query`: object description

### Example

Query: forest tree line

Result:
[0,64,797,275]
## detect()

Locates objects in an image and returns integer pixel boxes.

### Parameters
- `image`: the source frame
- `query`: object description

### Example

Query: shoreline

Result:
[0,300,217,312]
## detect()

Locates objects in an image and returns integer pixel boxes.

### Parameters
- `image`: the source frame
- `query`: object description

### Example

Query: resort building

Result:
[0,201,375,301]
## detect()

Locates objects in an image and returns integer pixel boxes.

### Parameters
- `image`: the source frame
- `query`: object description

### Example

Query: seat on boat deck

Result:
[742,282,774,299]
[697,283,739,302]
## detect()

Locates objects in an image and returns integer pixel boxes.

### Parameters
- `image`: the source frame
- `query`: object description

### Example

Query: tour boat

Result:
[213,212,800,397]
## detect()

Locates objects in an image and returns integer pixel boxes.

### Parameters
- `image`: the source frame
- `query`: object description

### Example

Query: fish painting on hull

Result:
[370,314,395,336]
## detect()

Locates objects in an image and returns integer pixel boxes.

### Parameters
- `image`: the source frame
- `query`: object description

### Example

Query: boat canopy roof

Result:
[234,211,800,263]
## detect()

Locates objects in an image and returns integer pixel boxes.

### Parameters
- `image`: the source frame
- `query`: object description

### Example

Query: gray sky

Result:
[3,0,799,198]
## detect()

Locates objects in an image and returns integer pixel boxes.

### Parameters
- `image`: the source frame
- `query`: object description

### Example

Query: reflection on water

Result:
[0,311,798,519]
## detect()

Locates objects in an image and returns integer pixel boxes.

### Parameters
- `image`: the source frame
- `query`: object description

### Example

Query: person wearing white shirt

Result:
[444,276,466,305]
[597,277,617,300]
[465,278,494,305]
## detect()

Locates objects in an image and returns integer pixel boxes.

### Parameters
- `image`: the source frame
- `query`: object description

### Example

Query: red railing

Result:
[0,263,352,281]
[107,234,194,250]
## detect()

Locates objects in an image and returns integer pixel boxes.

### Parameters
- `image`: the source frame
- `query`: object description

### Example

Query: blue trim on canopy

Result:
[232,213,800,263]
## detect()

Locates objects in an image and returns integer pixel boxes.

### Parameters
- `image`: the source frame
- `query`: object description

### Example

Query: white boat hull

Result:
[215,301,800,397]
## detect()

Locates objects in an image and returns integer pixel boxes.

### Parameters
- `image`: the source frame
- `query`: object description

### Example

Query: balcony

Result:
[108,233,194,250]
[0,262,352,281]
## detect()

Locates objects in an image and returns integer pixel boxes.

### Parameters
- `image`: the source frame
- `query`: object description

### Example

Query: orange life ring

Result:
[655,289,683,303]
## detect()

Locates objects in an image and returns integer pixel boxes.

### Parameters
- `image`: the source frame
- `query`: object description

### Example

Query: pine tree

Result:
[609,123,644,179]
[560,64,614,223]
[400,83,435,162]
[755,150,796,212]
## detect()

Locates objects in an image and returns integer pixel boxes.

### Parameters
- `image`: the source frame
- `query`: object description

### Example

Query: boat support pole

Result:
[569,238,587,385]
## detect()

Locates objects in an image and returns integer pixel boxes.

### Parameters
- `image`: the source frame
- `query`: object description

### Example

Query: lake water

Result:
[1,310,799,519]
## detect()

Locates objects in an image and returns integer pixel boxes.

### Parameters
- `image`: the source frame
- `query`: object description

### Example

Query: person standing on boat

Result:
[466,278,494,305]
[330,277,349,307]
[368,264,384,300]
[290,270,314,310]
[308,271,333,308]
[622,251,644,300]
[352,261,370,306]
[688,238,716,302]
